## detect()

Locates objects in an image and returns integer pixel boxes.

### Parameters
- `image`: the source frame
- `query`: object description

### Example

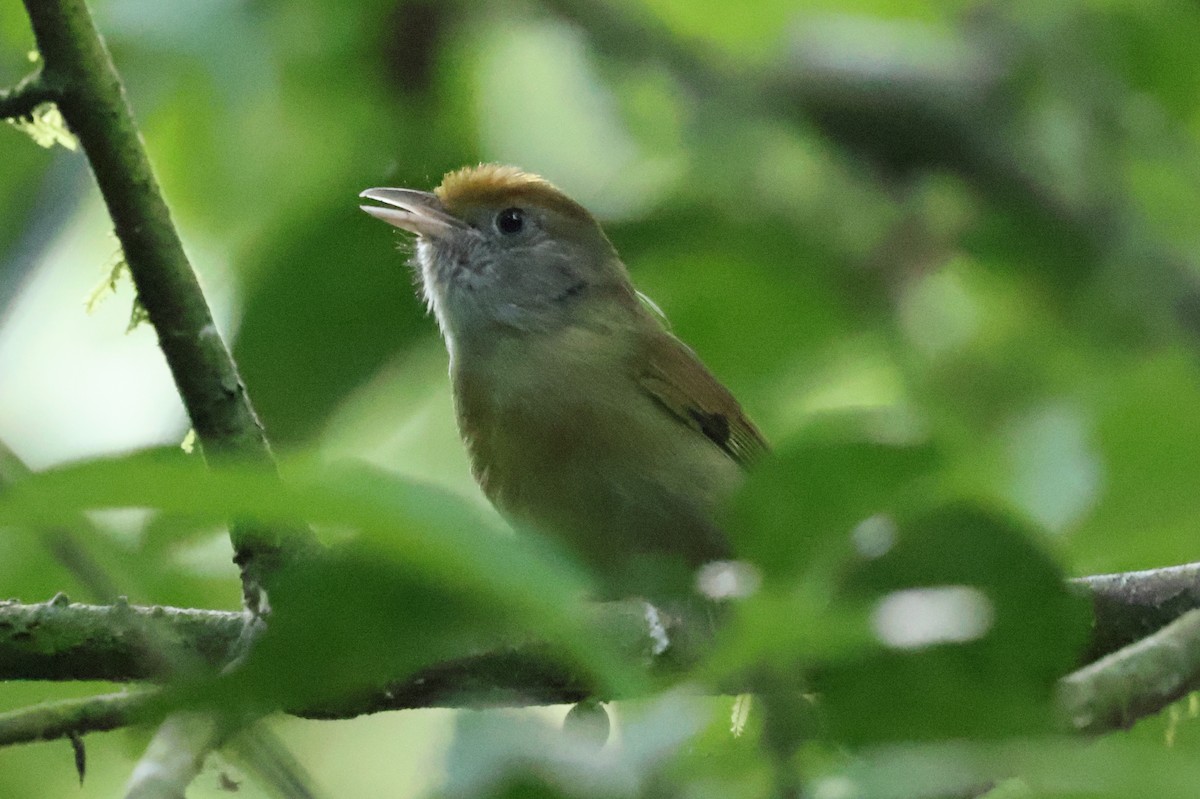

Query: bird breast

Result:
[449,322,740,576]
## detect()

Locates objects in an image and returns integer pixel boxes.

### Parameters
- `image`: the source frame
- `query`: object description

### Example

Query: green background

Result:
[3,0,1200,796]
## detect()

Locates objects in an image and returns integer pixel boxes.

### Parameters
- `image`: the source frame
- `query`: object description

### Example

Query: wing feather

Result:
[636,331,768,468]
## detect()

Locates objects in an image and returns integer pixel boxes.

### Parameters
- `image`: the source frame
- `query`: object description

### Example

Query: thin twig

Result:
[123,713,226,799]
[0,69,58,120]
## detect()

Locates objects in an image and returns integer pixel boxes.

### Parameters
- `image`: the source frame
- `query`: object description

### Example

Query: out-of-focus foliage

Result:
[4,0,1200,796]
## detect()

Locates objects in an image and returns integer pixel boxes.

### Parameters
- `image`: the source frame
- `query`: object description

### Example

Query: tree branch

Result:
[0,689,158,748]
[3,569,1192,686]
[0,597,245,681]
[0,598,665,708]
[18,0,317,611]
[0,69,59,121]
[3,562,1200,749]
[123,713,226,799]
[1058,608,1200,735]
[0,599,667,749]
[124,721,323,799]
[12,3,328,790]
[0,692,319,799]
[1071,563,1200,663]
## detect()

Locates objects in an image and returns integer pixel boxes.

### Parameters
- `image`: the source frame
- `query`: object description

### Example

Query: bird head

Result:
[360,165,632,344]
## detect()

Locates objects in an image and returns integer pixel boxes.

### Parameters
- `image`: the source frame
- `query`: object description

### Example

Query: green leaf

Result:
[816,503,1090,744]
[0,449,639,694]
[731,418,941,584]
[816,734,1200,799]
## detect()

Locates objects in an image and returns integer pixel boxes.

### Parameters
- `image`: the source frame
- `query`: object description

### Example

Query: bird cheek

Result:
[421,242,468,291]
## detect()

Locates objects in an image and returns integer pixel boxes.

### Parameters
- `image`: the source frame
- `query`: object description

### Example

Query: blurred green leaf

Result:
[731,418,941,583]
[1072,350,1200,572]
[0,449,639,693]
[816,734,1200,799]
[11,0,1200,793]
[817,504,1090,744]
[229,543,523,710]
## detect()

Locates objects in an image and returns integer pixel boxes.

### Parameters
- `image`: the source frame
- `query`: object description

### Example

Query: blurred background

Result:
[4,0,1200,796]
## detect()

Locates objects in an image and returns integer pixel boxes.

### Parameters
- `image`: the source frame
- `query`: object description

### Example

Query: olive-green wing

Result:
[637,331,768,468]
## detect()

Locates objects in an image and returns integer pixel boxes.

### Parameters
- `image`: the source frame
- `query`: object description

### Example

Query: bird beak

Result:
[359,187,464,238]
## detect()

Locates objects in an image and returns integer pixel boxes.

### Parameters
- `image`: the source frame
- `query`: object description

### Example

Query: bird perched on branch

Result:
[360,165,766,601]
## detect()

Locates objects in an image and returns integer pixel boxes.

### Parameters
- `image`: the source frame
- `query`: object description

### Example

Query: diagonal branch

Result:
[1058,608,1200,735]
[123,713,229,799]
[12,3,326,791]
[17,0,318,612]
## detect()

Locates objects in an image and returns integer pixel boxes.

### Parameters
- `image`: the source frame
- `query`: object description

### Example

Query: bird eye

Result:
[496,207,525,235]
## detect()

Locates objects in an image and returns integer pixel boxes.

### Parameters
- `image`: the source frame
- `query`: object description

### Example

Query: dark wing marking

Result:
[637,330,768,468]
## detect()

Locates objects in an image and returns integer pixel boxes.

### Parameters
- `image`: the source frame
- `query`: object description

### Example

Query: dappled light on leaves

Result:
[870,585,994,650]
[819,505,1091,744]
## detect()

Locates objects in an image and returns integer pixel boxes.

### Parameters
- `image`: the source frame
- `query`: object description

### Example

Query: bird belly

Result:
[455,355,740,598]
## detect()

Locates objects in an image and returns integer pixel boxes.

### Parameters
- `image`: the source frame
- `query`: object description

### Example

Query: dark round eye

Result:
[496,207,525,235]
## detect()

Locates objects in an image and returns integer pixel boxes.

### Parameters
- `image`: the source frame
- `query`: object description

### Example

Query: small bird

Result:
[360,165,766,601]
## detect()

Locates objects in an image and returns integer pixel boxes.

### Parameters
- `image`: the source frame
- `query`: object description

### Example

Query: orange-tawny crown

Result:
[435,164,594,223]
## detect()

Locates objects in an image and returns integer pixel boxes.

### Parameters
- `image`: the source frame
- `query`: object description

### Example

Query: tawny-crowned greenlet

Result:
[360,164,766,600]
